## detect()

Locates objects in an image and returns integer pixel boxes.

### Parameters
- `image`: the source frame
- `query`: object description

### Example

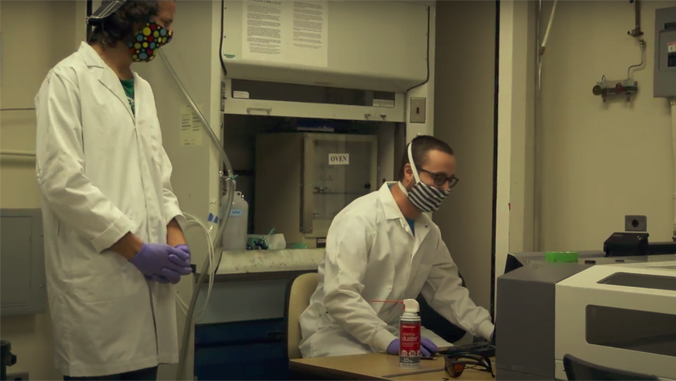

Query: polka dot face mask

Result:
[127,20,173,62]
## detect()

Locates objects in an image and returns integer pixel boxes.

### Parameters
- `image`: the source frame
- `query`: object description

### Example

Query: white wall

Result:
[433,1,496,312]
[0,1,78,379]
[506,1,536,256]
[539,0,676,251]
[406,2,436,140]
[494,0,537,293]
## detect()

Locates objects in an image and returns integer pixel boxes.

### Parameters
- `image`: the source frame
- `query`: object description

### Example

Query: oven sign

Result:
[329,153,350,165]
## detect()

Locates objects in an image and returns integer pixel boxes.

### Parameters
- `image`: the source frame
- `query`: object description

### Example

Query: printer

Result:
[496,257,676,380]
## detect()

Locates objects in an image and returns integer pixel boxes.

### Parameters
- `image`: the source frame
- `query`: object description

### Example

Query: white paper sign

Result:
[179,105,203,146]
[669,41,676,53]
[373,99,395,108]
[328,153,349,165]
[242,0,328,67]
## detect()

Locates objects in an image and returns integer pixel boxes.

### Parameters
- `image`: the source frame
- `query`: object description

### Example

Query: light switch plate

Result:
[410,97,426,124]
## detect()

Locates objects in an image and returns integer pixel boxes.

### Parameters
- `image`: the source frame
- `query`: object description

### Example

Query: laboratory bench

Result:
[192,248,322,380]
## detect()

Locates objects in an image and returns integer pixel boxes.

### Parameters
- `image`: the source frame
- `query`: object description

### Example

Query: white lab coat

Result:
[298,183,494,358]
[34,42,185,377]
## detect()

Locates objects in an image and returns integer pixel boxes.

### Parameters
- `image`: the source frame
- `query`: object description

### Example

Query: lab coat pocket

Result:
[70,249,130,303]
[74,297,156,365]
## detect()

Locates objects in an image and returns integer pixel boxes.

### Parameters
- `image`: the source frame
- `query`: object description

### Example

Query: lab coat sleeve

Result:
[420,239,494,340]
[35,70,136,253]
[159,146,186,231]
[322,214,397,352]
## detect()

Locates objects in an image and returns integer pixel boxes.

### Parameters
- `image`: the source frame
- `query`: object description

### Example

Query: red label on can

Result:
[399,320,421,367]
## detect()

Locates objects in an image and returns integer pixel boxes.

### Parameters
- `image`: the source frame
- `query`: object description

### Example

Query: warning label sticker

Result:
[668,41,676,53]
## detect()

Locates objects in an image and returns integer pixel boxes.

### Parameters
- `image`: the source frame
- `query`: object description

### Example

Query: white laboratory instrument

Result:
[555,261,676,380]
[496,258,676,380]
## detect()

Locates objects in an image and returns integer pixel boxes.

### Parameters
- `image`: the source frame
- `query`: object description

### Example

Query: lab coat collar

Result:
[79,41,106,68]
[78,42,135,121]
[379,182,405,221]
[380,182,432,252]
[379,182,433,225]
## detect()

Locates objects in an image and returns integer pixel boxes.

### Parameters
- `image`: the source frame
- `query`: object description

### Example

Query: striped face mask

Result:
[398,143,451,213]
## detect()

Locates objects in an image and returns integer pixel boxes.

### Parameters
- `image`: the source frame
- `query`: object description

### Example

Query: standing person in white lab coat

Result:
[35,1,192,379]
[299,135,495,358]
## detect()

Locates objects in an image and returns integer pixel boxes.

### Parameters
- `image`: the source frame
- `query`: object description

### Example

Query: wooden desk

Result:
[290,353,495,380]
[389,369,493,380]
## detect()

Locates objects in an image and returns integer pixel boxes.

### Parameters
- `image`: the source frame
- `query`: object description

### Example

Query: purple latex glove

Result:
[145,245,191,284]
[386,337,439,357]
[386,339,400,355]
[130,243,192,281]
[421,337,439,356]
[173,244,191,267]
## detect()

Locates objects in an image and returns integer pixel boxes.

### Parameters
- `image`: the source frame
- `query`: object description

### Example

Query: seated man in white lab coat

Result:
[298,135,495,358]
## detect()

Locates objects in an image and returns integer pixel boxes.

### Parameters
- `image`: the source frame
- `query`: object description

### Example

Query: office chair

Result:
[563,354,658,380]
[284,272,319,360]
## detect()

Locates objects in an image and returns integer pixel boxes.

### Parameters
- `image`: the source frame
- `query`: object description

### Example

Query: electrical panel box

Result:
[654,6,676,98]
[1,209,46,316]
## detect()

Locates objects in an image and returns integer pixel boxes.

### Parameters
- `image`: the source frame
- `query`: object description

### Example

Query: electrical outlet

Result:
[409,97,426,124]
[7,372,29,381]
[625,215,647,232]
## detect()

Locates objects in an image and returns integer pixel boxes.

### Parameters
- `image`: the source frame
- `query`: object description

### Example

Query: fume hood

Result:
[221,0,432,122]
[222,1,429,92]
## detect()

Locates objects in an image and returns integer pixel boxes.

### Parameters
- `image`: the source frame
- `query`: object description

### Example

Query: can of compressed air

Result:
[399,299,421,368]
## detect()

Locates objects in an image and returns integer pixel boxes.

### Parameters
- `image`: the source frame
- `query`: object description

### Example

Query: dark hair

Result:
[398,135,454,181]
[88,1,160,47]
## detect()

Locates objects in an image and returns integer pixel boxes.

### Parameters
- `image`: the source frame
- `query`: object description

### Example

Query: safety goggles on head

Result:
[444,353,494,378]
[87,0,127,24]
[419,169,459,188]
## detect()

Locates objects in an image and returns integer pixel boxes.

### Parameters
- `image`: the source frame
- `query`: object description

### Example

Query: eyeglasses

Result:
[444,354,494,378]
[419,169,459,188]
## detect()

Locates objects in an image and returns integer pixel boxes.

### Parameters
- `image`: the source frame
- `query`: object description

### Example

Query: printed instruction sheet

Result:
[179,105,203,146]
[242,0,328,67]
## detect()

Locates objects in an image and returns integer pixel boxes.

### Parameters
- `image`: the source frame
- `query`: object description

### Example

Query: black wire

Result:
[86,0,93,41]
[213,0,229,275]
[404,6,431,94]
[490,0,500,320]
[219,0,228,77]
[0,108,35,112]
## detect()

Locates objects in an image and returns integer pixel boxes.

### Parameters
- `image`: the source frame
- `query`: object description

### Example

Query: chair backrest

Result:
[285,272,319,360]
[563,354,659,381]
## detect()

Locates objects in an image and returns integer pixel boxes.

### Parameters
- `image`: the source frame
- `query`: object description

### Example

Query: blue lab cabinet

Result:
[194,319,288,380]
